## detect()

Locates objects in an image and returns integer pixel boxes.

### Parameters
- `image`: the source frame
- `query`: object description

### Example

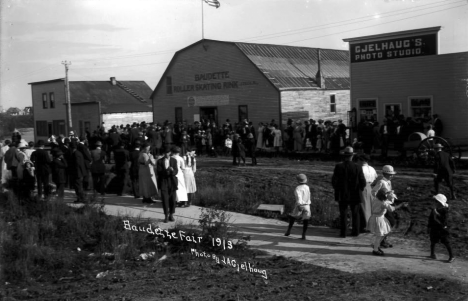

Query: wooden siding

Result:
[31,81,67,140]
[280,90,350,124]
[350,52,468,144]
[71,103,101,138]
[152,40,280,126]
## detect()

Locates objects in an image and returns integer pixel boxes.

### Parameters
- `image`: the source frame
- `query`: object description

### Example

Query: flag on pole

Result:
[204,0,220,9]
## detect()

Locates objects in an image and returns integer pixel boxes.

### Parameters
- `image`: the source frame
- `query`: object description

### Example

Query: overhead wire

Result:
[236,0,464,43]
[282,2,467,45]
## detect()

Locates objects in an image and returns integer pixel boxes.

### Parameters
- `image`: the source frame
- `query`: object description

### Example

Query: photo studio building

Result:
[343,26,468,145]
[151,39,351,128]
[30,77,153,141]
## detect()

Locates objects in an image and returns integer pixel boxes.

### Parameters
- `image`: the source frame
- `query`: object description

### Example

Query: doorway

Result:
[199,107,218,126]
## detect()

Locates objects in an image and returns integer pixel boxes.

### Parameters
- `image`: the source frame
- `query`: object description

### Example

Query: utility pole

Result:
[62,61,72,134]
[201,0,204,39]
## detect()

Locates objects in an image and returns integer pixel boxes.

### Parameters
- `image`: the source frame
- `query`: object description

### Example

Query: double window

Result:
[358,98,378,122]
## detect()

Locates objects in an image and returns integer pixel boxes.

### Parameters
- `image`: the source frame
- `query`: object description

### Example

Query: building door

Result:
[199,107,218,126]
[384,104,401,122]
[53,120,66,136]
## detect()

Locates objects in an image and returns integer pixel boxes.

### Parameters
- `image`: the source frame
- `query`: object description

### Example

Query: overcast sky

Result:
[0,0,467,110]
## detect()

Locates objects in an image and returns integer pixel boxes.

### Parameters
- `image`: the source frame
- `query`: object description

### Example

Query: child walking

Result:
[284,174,311,240]
[428,194,454,263]
[368,188,407,256]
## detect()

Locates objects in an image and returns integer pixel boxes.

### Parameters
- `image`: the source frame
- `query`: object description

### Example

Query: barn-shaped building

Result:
[151,39,351,128]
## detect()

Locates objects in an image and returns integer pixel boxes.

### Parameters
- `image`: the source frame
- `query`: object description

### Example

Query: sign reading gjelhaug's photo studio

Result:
[350,34,437,63]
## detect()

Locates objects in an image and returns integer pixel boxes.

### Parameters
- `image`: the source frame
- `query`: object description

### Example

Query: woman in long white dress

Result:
[256,123,265,149]
[272,127,282,151]
[138,143,158,204]
[182,149,197,207]
[357,154,378,230]
[171,146,188,207]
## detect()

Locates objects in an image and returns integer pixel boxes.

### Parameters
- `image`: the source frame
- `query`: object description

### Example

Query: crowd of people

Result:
[354,114,443,157]
[0,125,200,223]
[285,144,456,262]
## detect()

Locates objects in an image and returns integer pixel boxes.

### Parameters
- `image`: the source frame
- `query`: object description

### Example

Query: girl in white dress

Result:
[171,146,188,207]
[368,189,407,256]
[182,148,197,207]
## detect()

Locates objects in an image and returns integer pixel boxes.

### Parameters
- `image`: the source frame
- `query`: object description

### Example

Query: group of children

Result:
[285,167,455,263]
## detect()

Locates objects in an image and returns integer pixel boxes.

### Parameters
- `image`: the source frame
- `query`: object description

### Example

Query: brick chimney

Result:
[315,49,325,89]
[110,77,117,86]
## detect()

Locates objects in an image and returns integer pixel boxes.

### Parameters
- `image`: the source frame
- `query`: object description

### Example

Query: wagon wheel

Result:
[417,136,453,164]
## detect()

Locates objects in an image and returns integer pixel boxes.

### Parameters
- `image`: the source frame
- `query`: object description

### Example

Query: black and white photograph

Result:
[1,0,467,299]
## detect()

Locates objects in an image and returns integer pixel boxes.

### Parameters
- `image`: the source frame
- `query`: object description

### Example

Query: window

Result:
[166,76,172,95]
[36,120,48,136]
[42,93,48,109]
[238,105,248,122]
[330,95,336,113]
[408,96,432,121]
[175,107,183,123]
[49,92,55,108]
[358,99,377,122]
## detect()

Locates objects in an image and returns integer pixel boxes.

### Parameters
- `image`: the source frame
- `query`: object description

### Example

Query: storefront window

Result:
[409,96,432,121]
[358,99,377,122]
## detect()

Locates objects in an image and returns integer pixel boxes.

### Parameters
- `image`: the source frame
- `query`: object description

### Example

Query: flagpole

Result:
[201,0,204,39]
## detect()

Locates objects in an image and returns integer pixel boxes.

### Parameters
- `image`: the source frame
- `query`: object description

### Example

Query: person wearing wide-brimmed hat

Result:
[30,140,52,199]
[285,174,311,240]
[331,147,366,237]
[433,143,456,200]
[427,194,454,263]
[156,145,179,223]
[90,140,107,196]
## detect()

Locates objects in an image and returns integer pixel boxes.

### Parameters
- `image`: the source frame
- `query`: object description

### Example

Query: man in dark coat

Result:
[113,141,130,196]
[331,146,366,237]
[69,142,87,203]
[52,149,68,199]
[77,143,92,191]
[156,146,179,223]
[129,141,141,199]
[433,143,456,200]
[30,140,52,199]
[90,141,107,196]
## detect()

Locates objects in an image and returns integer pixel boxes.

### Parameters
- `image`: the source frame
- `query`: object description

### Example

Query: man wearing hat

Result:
[433,143,456,200]
[31,140,52,199]
[52,149,68,199]
[129,141,141,199]
[90,141,107,196]
[331,146,366,237]
[114,141,130,196]
[156,145,179,223]
[68,142,86,203]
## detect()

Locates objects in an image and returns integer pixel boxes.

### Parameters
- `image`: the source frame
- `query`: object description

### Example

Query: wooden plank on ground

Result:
[256,204,284,214]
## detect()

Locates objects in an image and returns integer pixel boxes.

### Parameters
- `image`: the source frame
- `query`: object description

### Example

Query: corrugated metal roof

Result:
[235,42,349,89]
[69,81,153,113]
